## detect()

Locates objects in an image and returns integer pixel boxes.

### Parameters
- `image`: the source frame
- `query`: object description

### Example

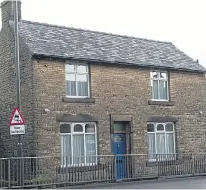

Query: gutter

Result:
[32,53,206,74]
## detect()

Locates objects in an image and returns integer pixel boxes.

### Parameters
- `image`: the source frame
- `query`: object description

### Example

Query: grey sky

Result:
[1,0,206,67]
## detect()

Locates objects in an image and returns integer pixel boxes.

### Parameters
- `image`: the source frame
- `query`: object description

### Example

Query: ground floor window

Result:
[147,122,175,161]
[60,122,97,166]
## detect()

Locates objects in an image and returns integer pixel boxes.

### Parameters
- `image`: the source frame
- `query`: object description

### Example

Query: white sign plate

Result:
[10,125,25,135]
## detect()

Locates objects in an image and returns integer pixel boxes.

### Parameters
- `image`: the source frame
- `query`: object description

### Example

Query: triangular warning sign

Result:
[9,107,25,125]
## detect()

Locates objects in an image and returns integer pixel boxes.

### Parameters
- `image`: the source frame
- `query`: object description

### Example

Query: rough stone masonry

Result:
[0,0,206,159]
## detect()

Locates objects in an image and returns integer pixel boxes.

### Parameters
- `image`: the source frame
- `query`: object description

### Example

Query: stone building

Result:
[0,0,206,175]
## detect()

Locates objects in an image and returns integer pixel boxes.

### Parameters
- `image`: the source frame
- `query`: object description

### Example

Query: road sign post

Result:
[9,107,25,186]
[13,0,24,186]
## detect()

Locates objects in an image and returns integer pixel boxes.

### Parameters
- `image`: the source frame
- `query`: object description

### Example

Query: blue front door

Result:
[113,133,127,179]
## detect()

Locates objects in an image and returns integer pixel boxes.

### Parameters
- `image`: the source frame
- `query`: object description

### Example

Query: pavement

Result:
[69,176,206,189]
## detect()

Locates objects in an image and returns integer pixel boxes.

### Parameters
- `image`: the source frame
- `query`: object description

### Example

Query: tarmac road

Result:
[70,176,206,189]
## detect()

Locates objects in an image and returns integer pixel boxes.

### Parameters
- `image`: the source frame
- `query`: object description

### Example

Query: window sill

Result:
[146,159,179,167]
[148,100,174,106]
[57,163,102,173]
[62,97,95,103]
[145,154,193,167]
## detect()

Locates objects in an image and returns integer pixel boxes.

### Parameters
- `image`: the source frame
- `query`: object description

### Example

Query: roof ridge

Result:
[21,20,172,44]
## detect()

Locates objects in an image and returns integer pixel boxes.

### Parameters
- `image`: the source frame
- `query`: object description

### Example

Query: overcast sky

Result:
[0,0,206,67]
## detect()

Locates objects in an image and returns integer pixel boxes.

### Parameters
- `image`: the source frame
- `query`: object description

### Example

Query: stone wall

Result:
[31,59,206,157]
[0,0,34,157]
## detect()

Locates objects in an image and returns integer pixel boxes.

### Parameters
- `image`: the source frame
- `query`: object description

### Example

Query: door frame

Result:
[109,115,133,179]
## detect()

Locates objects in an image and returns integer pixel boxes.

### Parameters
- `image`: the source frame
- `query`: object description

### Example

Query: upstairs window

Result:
[151,71,168,101]
[66,63,89,97]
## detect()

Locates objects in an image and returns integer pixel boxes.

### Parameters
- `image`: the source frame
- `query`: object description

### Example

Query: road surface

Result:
[71,176,206,189]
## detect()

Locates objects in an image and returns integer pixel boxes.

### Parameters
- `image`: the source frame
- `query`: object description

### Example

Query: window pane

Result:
[61,135,72,165]
[77,75,88,96]
[67,81,76,96]
[160,72,167,79]
[166,133,175,159]
[76,74,87,82]
[152,71,158,78]
[86,134,96,164]
[157,124,164,131]
[165,123,174,131]
[147,123,154,132]
[152,80,158,99]
[66,74,76,96]
[77,64,87,73]
[156,133,166,160]
[73,135,85,164]
[73,124,83,132]
[66,73,75,81]
[78,81,88,96]
[148,133,156,160]
[66,64,75,73]
[114,122,126,132]
[85,123,95,133]
[159,80,168,100]
[60,124,71,133]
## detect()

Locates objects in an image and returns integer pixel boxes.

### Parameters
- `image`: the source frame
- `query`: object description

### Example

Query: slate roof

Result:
[17,20,206,73]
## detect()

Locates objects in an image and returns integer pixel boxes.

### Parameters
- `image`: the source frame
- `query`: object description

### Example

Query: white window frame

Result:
[147,122,176,162]
[65,63,90,98]
[150,70,169,101]
[60,122,98,167]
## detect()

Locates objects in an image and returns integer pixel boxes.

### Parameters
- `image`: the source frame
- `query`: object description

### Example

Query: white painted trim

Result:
[65,62,90,98]
[147,122,176,161]
[60,122,97,166]
[151,99,169,102]
[66,95,89,98]
[150,70,169,100]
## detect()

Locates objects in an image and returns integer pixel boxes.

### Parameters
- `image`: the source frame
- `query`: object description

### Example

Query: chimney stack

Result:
[0,0,21,29]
